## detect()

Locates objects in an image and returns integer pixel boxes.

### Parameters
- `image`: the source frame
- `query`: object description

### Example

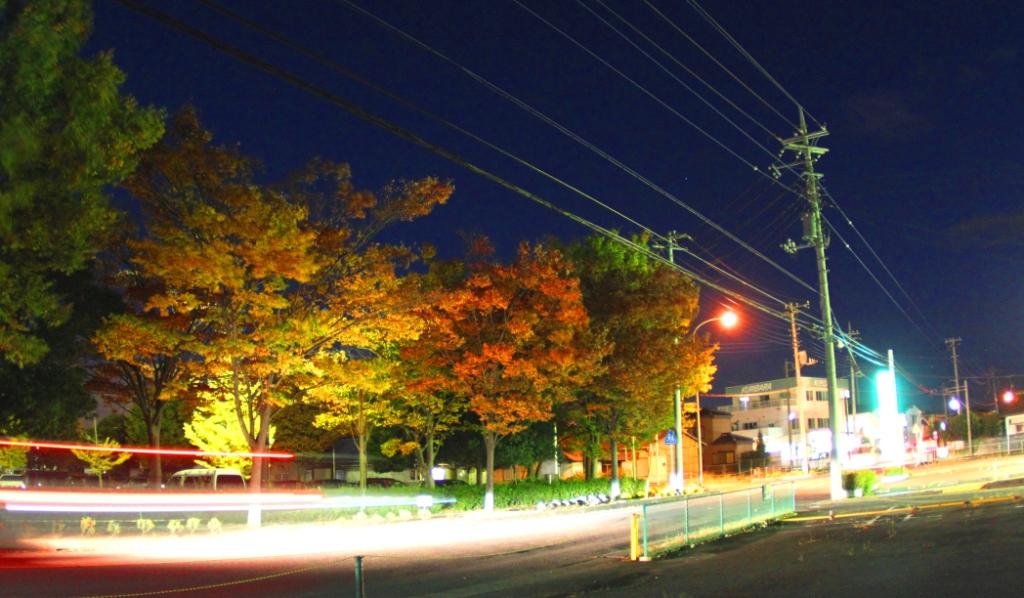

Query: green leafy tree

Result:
[567,234,715,493]
[0,272,121,439]
[183,394,275,477]
[0,0,163,365]
[0,436,27,473]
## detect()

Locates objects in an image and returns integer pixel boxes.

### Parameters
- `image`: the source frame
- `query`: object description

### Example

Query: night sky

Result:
[89,1,1024,412]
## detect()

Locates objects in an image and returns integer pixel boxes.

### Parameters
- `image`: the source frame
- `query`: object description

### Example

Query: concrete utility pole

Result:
[846,324,861,434]
[786,302,808,471]
[655,230,691,494]
[946,337,962,409]
[781,110,843,500]
[965,379,973,456]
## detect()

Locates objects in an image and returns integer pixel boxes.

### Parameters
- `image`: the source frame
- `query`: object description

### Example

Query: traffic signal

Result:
[1003,390,1017,404]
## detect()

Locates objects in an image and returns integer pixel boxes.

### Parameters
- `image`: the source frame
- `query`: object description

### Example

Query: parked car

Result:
[310,479,351,489]
[0,473,26,489]
[167,468,246,491]
[365,477,405,488]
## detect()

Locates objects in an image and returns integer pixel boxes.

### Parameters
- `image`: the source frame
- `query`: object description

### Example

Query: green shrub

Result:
[842,470,878,495]
[883,466,908,477]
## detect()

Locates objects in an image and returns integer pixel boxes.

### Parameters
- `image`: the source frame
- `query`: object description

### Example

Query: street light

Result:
[690,310,738,489]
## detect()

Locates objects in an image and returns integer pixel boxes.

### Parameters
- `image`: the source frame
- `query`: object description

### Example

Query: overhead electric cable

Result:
[587,0,780,139]
[337,0,820,296]
[197,0,792,310]
[685,0,823,129]
[114,0,797,327]
[821,184,941,342]
[642,0,795,129]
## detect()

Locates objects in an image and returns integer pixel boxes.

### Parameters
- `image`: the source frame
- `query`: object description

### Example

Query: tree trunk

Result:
[357,391,368,493]
[413,444,427,486]
[357,432,368,494]
[483,431,496,511]
[610,436,620,498]
[246,402,272,528]
[425,419,436,489]
[147,402,164,487]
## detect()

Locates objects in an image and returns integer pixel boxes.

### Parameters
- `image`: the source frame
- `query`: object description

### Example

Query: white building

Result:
[722,376,850,466]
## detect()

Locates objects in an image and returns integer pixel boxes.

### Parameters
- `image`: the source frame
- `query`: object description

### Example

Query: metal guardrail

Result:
[636,481,797,559]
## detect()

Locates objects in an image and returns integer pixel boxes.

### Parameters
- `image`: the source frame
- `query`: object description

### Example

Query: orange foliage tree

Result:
[122,110,319,523]
[121,110,451,524]
[440,239,603,510]
[388,262,470,488]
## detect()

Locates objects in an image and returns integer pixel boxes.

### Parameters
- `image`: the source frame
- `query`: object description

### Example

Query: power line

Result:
[338,0,820,296]
[586,0,781,139]
[685,0,823,129]
[120,0,905,388]
[642,0,794,129]
[196,0,794,311]
[114,0,801,329]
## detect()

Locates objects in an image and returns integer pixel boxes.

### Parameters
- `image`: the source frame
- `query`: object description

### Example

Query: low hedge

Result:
[842,470,878,496]
[314,477,646,514]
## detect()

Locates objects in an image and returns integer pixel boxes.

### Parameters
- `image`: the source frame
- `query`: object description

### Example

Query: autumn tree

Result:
[123,110,451,524]
[310,354,403,491]
[183,395,274,476]
[91,292,193,485]
[568,234,716,496]
[71,425,131,488]
[442,239,603,510]
[0,0,162,365]
[278,157,451,490]
[388,263,470,488]
[122,109,320,525]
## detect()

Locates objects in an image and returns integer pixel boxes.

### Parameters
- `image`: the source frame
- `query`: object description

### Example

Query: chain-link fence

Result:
[638,481,796,558]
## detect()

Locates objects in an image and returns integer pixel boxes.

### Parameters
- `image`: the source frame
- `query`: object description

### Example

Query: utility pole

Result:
[846,324,861,435]
[786,302,808,472]
[781,110,843,499]
[946,337,962,410]
[964,379,973,456]
[655,230,691,494]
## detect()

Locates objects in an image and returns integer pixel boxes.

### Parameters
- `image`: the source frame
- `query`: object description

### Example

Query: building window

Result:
[742,422,758,430]
[806,391,814,402]
[807,418,814,430]
[759,394,770,402]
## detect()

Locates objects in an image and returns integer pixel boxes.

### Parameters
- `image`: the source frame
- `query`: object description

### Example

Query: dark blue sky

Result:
[90,0,1024,411]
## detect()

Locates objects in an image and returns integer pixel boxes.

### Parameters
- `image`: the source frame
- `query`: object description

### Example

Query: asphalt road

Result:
[3,456,1024,597]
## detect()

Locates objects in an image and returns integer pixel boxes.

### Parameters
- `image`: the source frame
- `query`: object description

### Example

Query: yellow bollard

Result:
[630,512,640,561]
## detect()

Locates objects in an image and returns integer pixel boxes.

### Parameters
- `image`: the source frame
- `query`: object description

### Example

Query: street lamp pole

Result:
[691,312,737,489]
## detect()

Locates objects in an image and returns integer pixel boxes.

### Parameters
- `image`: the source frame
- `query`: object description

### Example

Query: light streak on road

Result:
[0,438,294,460]
[0,490,454,514]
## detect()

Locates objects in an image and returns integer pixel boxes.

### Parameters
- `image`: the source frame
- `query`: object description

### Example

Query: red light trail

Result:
[0,438,294,460]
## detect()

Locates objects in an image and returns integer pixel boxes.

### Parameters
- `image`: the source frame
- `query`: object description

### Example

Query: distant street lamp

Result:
[691,311,738,488]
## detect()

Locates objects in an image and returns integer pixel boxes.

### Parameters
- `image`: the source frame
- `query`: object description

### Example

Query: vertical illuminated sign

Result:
[876,350,903,463]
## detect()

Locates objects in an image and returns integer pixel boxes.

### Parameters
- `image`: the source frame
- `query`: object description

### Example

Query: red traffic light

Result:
[1003,390,1016,404]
